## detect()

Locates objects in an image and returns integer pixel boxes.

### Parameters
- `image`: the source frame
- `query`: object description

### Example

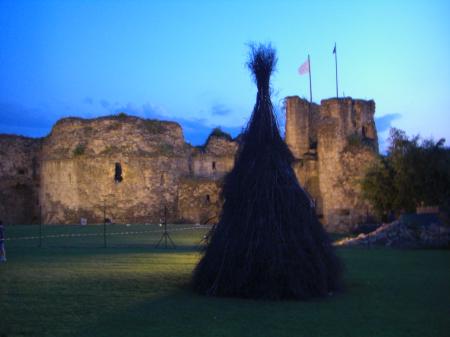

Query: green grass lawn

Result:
[1,225,449,337]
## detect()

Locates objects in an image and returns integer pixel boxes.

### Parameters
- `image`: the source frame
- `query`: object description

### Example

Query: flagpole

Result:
[334,43,339,99]
[308,54,312,103]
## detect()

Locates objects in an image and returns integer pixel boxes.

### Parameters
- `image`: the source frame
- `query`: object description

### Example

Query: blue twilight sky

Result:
[1,0,449,149]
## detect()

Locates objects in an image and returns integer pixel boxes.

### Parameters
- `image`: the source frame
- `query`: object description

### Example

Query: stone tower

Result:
[285,96,379,232]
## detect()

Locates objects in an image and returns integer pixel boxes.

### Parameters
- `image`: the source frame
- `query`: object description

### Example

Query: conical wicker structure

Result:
[192,44,342,300]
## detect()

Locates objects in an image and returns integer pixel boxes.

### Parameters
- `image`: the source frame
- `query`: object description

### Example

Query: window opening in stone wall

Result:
[309,138,317,150]
[17,168,26,175]
[212,161,216,170]
[160,173,165,186]
[114,163,123,183]
[205,194,211,203]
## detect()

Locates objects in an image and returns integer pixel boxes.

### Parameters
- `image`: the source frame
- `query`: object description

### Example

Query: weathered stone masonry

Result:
[286,97,378,232]
[0,96,378,232]
[0,135,42,224]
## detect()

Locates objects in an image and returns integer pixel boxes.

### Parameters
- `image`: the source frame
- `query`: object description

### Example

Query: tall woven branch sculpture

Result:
[192,44,342,300]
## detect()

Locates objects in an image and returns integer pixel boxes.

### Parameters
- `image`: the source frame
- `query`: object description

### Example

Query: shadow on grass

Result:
[75,287,350,337]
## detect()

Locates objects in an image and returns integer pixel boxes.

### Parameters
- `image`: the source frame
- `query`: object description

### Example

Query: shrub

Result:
[73,144,86,156]
[209,127,233,141]
[198,127,233,151]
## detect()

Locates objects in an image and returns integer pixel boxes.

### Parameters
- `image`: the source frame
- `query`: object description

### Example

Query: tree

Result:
[361,157,396,220]
[362,128,450,219]
[192,44,342,300]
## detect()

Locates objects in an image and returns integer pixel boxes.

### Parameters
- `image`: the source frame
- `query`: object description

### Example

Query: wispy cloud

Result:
[164,116,242,145]
[0,98,244,144]
[375,113,402,133]
[211,103,232,116]
[375,113,402,153]
[98,99,242,144]
[100,99,110,109]
[98,100,167,120]
[83,97,94,105]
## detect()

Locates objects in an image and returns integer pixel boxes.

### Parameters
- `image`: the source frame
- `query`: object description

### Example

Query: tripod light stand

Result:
[155,205,176,249]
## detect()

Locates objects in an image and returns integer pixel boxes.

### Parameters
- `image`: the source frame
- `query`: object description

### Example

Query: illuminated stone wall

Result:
[0,96,380,232]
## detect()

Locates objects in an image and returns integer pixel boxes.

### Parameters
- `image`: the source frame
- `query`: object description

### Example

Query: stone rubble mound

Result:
[336,217,450,248]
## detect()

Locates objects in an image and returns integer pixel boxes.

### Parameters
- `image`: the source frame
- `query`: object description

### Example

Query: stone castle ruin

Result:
[0,97,378,232]
[286,97,378,231]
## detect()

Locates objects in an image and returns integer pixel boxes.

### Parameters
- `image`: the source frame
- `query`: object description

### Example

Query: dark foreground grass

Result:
[1,228,449,337]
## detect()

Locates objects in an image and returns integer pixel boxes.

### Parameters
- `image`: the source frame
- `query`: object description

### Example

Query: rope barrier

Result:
[5,225,211,241]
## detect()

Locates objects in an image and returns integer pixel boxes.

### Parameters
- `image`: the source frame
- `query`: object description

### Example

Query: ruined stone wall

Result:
[286,97,378,232]
[0,135,42,224]
[192,154,235,180]
[191,135,237,180]
[40,116,190,224]
[285,96,322,214]
[316,98,378,232]
[177,177,221,224]
[292,157,322,216]
[353,100,378,142]
[320,98,378,149]
[1,116,237,226]
[285,97,320,158]
[1,96,379,232]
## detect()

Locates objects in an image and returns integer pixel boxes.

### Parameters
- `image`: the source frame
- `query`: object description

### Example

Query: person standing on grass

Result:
[0,220,6,262]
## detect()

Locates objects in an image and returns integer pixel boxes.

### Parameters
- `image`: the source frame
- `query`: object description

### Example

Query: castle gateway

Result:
[0,97,378,232]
